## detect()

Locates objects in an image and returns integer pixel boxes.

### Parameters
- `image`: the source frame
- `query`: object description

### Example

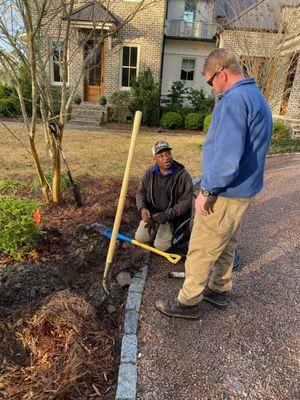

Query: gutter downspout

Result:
[158,0,169,108]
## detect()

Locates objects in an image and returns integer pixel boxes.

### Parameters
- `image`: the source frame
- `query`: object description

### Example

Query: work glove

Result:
[145,217,156,236]
[152,212,168,225]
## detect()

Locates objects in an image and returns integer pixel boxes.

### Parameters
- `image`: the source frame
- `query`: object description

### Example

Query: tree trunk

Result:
[29,135,50,203]
[52,148,61,204]
[50,122,62,205]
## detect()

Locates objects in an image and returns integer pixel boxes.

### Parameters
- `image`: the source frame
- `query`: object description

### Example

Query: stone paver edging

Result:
[115,252,150,400]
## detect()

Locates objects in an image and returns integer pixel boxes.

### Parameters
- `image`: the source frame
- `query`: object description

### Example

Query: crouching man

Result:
[135,140,193,251]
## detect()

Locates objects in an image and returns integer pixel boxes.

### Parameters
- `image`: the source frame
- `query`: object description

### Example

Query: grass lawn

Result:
[1,122,299,184]
[0,124,204,182]
[269,138,300,154]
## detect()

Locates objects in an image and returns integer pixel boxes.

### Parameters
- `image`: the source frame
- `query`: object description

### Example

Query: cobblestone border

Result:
[115,251,150,400]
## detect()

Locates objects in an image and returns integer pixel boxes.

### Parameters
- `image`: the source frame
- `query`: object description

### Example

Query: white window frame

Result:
[180,57,196,82]
[120,45,140,90]
[50,40,69,86]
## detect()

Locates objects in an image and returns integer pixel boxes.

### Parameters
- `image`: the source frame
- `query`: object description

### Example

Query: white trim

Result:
[70,21,114,30]
[50,39,69,86]
[120,44,140,89]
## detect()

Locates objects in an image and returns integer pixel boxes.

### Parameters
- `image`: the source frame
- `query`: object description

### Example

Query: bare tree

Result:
[0,0,156,204]
[215,0,300,113]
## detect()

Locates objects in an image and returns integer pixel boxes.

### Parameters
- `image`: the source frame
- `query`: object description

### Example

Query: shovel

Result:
[92,222,182,264]
[48,121,82,207]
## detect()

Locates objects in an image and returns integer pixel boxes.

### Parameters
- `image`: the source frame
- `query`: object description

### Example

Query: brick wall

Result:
[220,30,286,112]
[220,5,300,118]
[286,55,300,117]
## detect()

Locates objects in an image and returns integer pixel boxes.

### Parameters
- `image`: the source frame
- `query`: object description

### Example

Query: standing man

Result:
[156,49,273,319]
[135,140,193,251]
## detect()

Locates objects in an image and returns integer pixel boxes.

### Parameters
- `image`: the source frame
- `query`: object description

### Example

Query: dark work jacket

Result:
[136,160,193,233]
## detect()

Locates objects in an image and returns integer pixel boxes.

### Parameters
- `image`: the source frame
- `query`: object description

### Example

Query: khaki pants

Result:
[135,220,172,251]
[178,196,252,306]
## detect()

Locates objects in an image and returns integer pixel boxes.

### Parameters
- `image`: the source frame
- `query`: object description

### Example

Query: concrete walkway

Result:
[137,154,300,400]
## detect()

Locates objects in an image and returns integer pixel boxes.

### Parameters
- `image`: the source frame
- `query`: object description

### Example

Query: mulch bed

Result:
[0,178,142,399]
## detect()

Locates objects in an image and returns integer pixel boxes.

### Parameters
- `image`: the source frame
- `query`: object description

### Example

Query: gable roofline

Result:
[62,1,119,24]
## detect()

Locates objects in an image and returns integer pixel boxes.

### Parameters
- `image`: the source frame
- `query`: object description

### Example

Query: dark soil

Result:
[0,178,143,399]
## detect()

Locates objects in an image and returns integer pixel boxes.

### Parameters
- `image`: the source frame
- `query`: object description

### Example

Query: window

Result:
[183,1,196,22]
[51,41,68,84]
[121,46,138,88]
[181,58,195,81]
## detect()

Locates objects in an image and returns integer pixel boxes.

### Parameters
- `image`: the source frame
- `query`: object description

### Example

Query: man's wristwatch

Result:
[201,188,212,197]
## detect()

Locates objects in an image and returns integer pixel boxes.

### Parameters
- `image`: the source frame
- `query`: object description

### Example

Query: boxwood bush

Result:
[185,113,205,130]
[203,113,213,133]
[161,112,183,129]
[0,83,20,117]
[272,122,290,139]
[0,196,42,260]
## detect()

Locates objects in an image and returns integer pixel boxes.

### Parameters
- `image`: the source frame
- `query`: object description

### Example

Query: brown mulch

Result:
[0,177,142,399]
[1,290,119,399]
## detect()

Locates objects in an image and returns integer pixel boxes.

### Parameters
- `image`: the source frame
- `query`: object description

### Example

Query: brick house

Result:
[43,0,299,130]
[218,0,300,135]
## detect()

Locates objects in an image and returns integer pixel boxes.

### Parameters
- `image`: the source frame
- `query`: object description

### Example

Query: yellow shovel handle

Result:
[132,239,182,264]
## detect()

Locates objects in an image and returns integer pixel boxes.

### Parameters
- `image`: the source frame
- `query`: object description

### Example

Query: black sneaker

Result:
[155,298,201,320]
[203,288,229,309]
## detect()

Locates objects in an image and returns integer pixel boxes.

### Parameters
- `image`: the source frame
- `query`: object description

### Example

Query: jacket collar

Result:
[222,77,256,98]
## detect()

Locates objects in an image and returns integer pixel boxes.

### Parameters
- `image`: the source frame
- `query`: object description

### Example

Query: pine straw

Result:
[3,290,115,399]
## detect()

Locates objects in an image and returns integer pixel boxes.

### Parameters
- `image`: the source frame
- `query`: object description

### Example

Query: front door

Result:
[84,42,104,102]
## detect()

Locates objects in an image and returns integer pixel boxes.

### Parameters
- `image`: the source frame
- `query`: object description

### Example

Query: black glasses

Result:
[207,66,225,87]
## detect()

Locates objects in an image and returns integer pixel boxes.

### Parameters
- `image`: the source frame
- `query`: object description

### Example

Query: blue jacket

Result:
[201,78,273,198]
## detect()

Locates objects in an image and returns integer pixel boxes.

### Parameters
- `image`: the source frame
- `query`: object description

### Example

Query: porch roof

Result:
[64,2,119,25]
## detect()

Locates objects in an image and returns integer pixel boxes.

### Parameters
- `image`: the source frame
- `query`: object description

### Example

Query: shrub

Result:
[186,88,215,113]
[31,171,72,192]
[18,64,32,116]
[203,113,213,132]
[163,81,187,109]
[273,122,290,139]
[0,195,42,259]
[0,83,20,117]
[0,178,26,195]
[185,113,205,130]
[161,112,183,129]
[108,90,132,123]
[130,69,160,126]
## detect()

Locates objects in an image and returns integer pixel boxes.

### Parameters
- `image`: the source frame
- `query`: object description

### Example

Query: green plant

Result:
[269,138,300,154]
[0,83,20,117]
[0,195,42,259]
[272,122,290,139]
[130,69,160,126]
[163,81,187,109]
[203,113,213,132]
[108,90,132,123]
[18,64,32,116]
[185,113,205,130]
[0,179,26,194]
[160,112,183,129]
[31,171,72,191]
[186,88,215,113]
